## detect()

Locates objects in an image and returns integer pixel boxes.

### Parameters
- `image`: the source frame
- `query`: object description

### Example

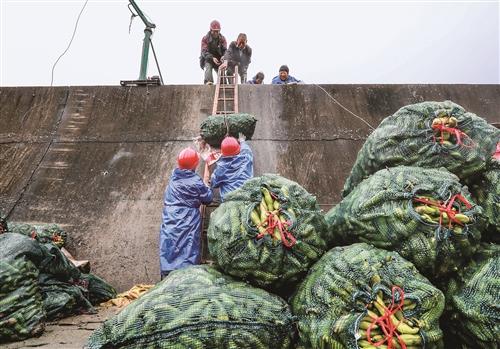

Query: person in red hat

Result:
[199,20,227,85]
[210,133,254,201]
[159,148,213,279]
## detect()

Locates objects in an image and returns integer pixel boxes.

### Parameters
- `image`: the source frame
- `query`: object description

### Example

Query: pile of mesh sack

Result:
[326,166,484,281]
[0,233,46,342]
[342,101,500,197]
[291,243,445,349]
[0,223,116,342]
[85,265,295,349]
[208,174,330,290]
[442,243,499,348]
[200,113,257,147]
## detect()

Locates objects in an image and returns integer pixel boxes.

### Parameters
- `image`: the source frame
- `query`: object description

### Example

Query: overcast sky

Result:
[1,0,499,86]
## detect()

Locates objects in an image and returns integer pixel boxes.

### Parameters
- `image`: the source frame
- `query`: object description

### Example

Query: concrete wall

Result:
[1,85,499,291]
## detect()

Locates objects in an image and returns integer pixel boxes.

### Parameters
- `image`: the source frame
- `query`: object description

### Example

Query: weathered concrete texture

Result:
[1,85,499,291]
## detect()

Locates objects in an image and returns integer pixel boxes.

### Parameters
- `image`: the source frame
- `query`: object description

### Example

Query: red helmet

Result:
[221,137,240,156]
[210,20,221,31]
[177,148,199,170]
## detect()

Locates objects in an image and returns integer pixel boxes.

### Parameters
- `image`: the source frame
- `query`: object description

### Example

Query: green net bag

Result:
[79,273,117,305]
[469,154,499,243]
[208,174,330,290]
[343,101,500,197]
[200,113,257,147]
[0,233,46,342]
[85,265,295,349]
[442,243,499,348]
[8,223,68,248]
[326,166,484,281]
[291,243,445,349]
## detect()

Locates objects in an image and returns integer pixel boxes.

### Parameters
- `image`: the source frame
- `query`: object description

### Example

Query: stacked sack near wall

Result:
[0,221,116,343]
[342,101,499,197]
[85,265,295,349]
[208,174,331,291]
[292,243,445,349]
[326,166,484,282]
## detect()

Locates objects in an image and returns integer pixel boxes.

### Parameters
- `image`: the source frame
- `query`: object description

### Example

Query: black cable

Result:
[149,38,164,85]
[50,0,89,86]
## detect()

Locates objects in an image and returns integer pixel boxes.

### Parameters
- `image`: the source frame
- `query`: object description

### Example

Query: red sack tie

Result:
[431,124,476,148]
[367,286,408,349]
[255,210,297,248]
[414,194,472,229]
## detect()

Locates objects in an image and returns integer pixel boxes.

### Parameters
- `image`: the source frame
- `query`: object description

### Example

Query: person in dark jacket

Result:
[246,71,264,84]
[200,20,227,85]
[271,65,303,85]
[211,134,254,201]
[221,33,252,83]
[159,148,213,279]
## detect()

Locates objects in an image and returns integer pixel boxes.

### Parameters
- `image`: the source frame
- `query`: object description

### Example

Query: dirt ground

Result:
[3,306,121,349]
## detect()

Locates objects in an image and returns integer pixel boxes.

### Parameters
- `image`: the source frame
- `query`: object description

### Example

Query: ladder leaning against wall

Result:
[199,66,239,262]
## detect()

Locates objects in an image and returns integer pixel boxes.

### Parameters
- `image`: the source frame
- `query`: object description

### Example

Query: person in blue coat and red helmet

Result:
[211,133,254,202]
[159,148,213,279]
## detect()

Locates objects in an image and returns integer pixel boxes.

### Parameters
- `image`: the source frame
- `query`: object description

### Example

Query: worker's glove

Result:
[193,136,206,152]
[219,61,228,70]
[199,143,212,162]
[238,132,246,142]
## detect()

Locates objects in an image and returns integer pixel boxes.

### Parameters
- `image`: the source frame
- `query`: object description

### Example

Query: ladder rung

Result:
[218,98,234,101]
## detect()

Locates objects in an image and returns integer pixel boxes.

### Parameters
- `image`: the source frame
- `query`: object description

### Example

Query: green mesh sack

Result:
[200,113,257,147]
[343,101,500,197]
[85,265,295,349]
[79,273,117,305]
[8,223,68,248]
[326,166,484,281]
[0,234,46,342]
[291,243,445,349]
[208,174,330,290]
[38,273,94,320]
[442,243,499,348]
[469,159,499,243]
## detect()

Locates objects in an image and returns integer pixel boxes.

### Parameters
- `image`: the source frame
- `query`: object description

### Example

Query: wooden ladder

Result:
[200,66,239,262]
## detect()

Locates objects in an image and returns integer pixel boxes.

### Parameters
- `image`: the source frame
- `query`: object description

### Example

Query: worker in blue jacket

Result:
[211,134,253,201]
[271,65,303,85]
[159,148,213,279]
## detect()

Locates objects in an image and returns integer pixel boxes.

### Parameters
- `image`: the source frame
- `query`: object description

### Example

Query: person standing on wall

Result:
[200,20,227,85]
[220,33,252,83]
[159,148,213,279]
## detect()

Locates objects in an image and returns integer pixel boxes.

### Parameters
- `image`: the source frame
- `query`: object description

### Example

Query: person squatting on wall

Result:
[159,148,213,279]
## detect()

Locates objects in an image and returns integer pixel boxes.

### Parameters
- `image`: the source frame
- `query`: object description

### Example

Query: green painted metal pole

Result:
[139,28,152,80]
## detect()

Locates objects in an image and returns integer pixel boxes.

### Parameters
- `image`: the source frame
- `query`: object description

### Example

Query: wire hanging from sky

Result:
[50,0,90,86]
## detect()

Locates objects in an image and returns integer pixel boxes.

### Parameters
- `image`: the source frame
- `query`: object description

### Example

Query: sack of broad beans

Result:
[8,223,68,248]
[442,243,499,349]
[208,174,330,290]
[200,113,257,147]
[0,233,46,342]
[291,243,445,349]
[342,101,500,197]
[326,166,484,281]
[468,150,499,243]
[85,265,295,349]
